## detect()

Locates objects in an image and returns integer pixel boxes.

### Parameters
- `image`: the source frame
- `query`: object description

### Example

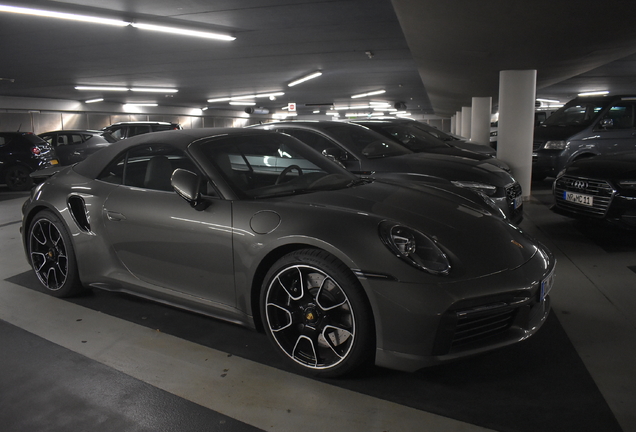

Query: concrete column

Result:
[450,115,456,135]
[497,70,537,199]
[455,110,462,136]
[470,97,492,146]
[461,107,471,139]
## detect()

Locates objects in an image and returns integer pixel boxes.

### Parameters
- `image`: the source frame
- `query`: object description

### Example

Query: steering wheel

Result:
[275,164,303,184]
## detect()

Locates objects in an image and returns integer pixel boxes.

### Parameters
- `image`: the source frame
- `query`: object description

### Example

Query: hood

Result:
[450,141,497,157]
[385,153,515,187]
[279,180,538,278]
[565,153,636,180]
[534,124,587,142]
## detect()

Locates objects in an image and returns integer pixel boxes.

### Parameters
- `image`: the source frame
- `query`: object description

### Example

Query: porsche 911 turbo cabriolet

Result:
[21,128,555,377]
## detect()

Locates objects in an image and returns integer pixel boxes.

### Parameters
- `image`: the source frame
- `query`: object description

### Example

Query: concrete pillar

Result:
[461,106,471,139]
[470,97,492,146]
[450,115,456,135]
[497,70,537,199]
[455,110,462,136]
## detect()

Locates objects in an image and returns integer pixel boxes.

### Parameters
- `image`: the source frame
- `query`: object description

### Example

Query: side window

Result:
[40,134,54,146]
[601,103,634,129]
[57,135,70,146]
[280,129,336,153]
[70,134,84,145]
[97,144,204,192]
[128,125,151,137]
[109,127,125,140]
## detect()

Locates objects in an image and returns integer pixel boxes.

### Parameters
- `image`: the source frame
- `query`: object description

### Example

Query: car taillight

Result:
[31,146,41,155]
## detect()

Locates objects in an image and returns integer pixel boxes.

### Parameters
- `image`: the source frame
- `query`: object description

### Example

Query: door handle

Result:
[106,210,126,221]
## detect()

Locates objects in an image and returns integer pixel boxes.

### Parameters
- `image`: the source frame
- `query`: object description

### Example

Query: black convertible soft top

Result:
[71,127,280,179]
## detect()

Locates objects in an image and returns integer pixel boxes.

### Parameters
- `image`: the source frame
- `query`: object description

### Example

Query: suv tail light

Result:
[31,146,41,156]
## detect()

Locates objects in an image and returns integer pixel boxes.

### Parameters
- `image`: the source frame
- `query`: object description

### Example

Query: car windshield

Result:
[196,133,359,199]
[359,122,450,151]
[542,101,607,126]
[322,124,411,158]
[411,122,457,141]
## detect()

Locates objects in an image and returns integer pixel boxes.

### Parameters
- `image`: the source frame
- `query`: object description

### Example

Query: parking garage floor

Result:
[1,180,635,432]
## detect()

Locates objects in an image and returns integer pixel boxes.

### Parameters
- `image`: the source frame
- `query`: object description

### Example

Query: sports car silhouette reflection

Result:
[22,128,555,377]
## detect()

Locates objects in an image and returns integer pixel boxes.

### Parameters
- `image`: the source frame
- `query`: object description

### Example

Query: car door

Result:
[592,101,636,155]
[99,144,236,306]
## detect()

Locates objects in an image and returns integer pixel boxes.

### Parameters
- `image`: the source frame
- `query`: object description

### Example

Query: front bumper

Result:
[366,246,555,372]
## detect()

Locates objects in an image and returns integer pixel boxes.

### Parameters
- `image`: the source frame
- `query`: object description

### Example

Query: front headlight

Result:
[543,140,567,150]
[451,180,498,196]
[379,222,450,275]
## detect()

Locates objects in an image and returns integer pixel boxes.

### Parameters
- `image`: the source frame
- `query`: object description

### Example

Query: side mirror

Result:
[171,168,209,210]
[322,147,348,161]
[600,118,614,129]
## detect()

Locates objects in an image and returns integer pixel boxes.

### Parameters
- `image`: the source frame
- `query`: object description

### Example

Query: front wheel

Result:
[261,249,374,377]
[28,210,84,297]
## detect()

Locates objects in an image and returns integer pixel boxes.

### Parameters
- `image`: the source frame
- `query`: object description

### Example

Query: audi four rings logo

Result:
[566,179,588,190]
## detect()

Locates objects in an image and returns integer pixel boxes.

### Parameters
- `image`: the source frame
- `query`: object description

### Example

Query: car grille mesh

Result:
[554,175,614,217]
[451,306,516,348]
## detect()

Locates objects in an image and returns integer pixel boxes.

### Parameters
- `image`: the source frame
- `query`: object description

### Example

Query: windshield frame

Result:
[190,132,358,200]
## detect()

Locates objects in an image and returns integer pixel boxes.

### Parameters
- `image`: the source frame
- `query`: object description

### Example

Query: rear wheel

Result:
[261,249,374,377]
[28,210,84,297]
[5,165,33,191]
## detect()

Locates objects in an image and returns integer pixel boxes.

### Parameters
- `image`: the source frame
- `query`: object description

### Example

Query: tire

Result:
[5,165,33,191]
[261,249,374,377]
[28,210,84,297]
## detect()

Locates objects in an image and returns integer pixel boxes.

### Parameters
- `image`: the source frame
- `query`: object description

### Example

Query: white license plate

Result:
[563,191,593,207]
[540,269,556,302]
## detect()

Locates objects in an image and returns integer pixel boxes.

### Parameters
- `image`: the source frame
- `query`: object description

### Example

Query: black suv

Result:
[103,121,182,140]
[0,132,59,191]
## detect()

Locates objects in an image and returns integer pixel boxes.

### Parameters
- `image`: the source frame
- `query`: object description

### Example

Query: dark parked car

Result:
[404,119,495,154]
[0,131,58,191]
[553,153,636,229]
[103,121,182,140]
[534,95,636,180]
[352,119,509,171]
[38,130,116,165]
[22,128,555,377]
[250,121,523,224]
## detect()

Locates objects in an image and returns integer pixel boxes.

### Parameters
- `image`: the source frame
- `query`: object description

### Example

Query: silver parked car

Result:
[22,128,555,377]
[250,121,524,224]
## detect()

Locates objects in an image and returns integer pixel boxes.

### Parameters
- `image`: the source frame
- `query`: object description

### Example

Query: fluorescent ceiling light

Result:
[578,91,609,97]
[75,86,128,91]
[0,5,234,41]
[351,90,386,99]
[288,72,322,87]
[207,97,231,103]
[130,87,178,93]
[130,22,235,41]
[536,98,560,103]
[256,92,284,98]
[123,103,158,107]
[229,101,256,106]
[0,5,128,26]
[85,98,104,103]
[230,95,256,100]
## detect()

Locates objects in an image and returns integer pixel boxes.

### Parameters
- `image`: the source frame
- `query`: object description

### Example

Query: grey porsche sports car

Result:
[21,128,555,377]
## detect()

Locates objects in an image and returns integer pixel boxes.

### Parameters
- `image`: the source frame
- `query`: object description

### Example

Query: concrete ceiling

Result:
[1,0,636,118]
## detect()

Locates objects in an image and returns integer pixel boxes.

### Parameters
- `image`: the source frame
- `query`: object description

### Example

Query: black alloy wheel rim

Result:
[265,265,355,370]
[30,218,68,290]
